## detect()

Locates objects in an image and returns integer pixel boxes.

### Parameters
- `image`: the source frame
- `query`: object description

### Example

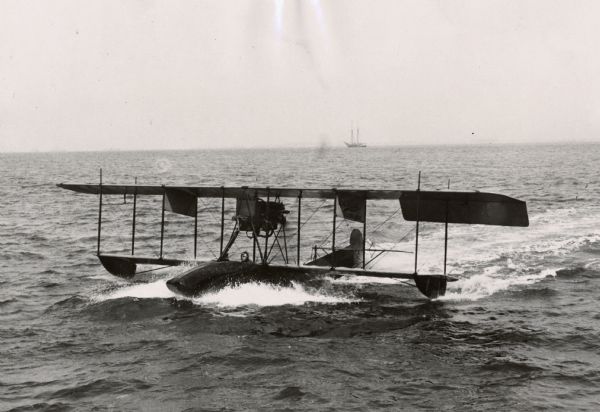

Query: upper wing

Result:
[57,184,528,226]
[56,184,403,199]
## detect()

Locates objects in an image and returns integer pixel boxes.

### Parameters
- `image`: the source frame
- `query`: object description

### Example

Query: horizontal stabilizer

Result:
[399,191,529,227]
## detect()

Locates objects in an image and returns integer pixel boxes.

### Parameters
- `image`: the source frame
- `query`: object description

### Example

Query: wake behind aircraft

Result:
[57,173,528,300]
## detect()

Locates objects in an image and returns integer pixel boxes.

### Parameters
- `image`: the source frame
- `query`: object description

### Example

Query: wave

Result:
[44,378,151,400]
[361,205,600,300]
[440,268,557,301]
[7,402,72,412]
[93,279,177,301]
[81,205,600,306]
[89,265,559,307]
[327,275,402,285]
[46,296,88,311]
[0,298,17,306]
[92,278,357,308]
[481,358,545,374]
[192,281,357,307]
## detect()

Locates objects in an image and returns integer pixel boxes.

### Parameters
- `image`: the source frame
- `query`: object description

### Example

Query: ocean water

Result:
[1,144,600,411]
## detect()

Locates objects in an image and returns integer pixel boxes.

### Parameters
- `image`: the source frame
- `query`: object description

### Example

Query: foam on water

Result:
[92,279,357,307]
[327,275,402,285]
[192,281,357,307]
[440,268,558,301]
[90,205,600,305]
[583,259,600,271]
[366,206,597,300]
[93,280,177,301]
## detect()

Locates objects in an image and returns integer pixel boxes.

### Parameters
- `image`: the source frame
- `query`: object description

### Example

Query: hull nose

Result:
[166,261,257,296]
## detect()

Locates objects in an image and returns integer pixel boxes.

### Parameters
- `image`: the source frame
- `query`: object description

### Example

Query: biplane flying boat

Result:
[57,173,528,299]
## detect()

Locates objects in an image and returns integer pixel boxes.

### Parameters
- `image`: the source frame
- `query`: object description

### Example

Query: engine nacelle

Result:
[234,197,288,236]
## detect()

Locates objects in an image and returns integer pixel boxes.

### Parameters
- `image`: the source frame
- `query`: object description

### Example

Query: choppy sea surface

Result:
[1,144,600,411]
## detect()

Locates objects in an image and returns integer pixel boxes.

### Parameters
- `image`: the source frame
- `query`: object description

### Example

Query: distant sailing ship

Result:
[344,125,367,148]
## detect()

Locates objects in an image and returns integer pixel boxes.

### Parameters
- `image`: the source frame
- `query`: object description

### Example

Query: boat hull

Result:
[165,260,451,299]
[344,142,367,148]
[165,261,311,296]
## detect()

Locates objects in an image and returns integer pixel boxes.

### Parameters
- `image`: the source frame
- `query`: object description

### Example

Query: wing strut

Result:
[297,191,302,265]
[282,223,289,263]
[332,191,337,267]
[362,200,367,269]
[264,188,270,261]
[160,188,166,258]
[414,172,421,274]
[97,169,103,256]
[219,221,240,261]
[194,196,198,259]
[443,179,450,275]
[244,192,265,264]
[131,177,137,255]
[219,186,225,257]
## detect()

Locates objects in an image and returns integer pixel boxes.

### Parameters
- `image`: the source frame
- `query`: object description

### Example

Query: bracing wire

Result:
[198,231,218,259]
[195,197,222,259]
[286,198,329,239]
[134,265,172,275]
[365,226,415,267]
[370,207,401,234]
[317,220,346,248]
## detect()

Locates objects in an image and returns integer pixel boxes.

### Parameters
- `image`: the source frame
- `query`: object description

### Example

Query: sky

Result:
[1,0,600,152]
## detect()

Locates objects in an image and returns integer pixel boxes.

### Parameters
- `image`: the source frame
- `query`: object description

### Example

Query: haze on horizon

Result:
[2,0,600,153]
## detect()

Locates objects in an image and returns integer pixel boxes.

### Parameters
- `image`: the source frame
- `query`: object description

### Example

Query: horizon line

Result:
[1,139,598,154]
